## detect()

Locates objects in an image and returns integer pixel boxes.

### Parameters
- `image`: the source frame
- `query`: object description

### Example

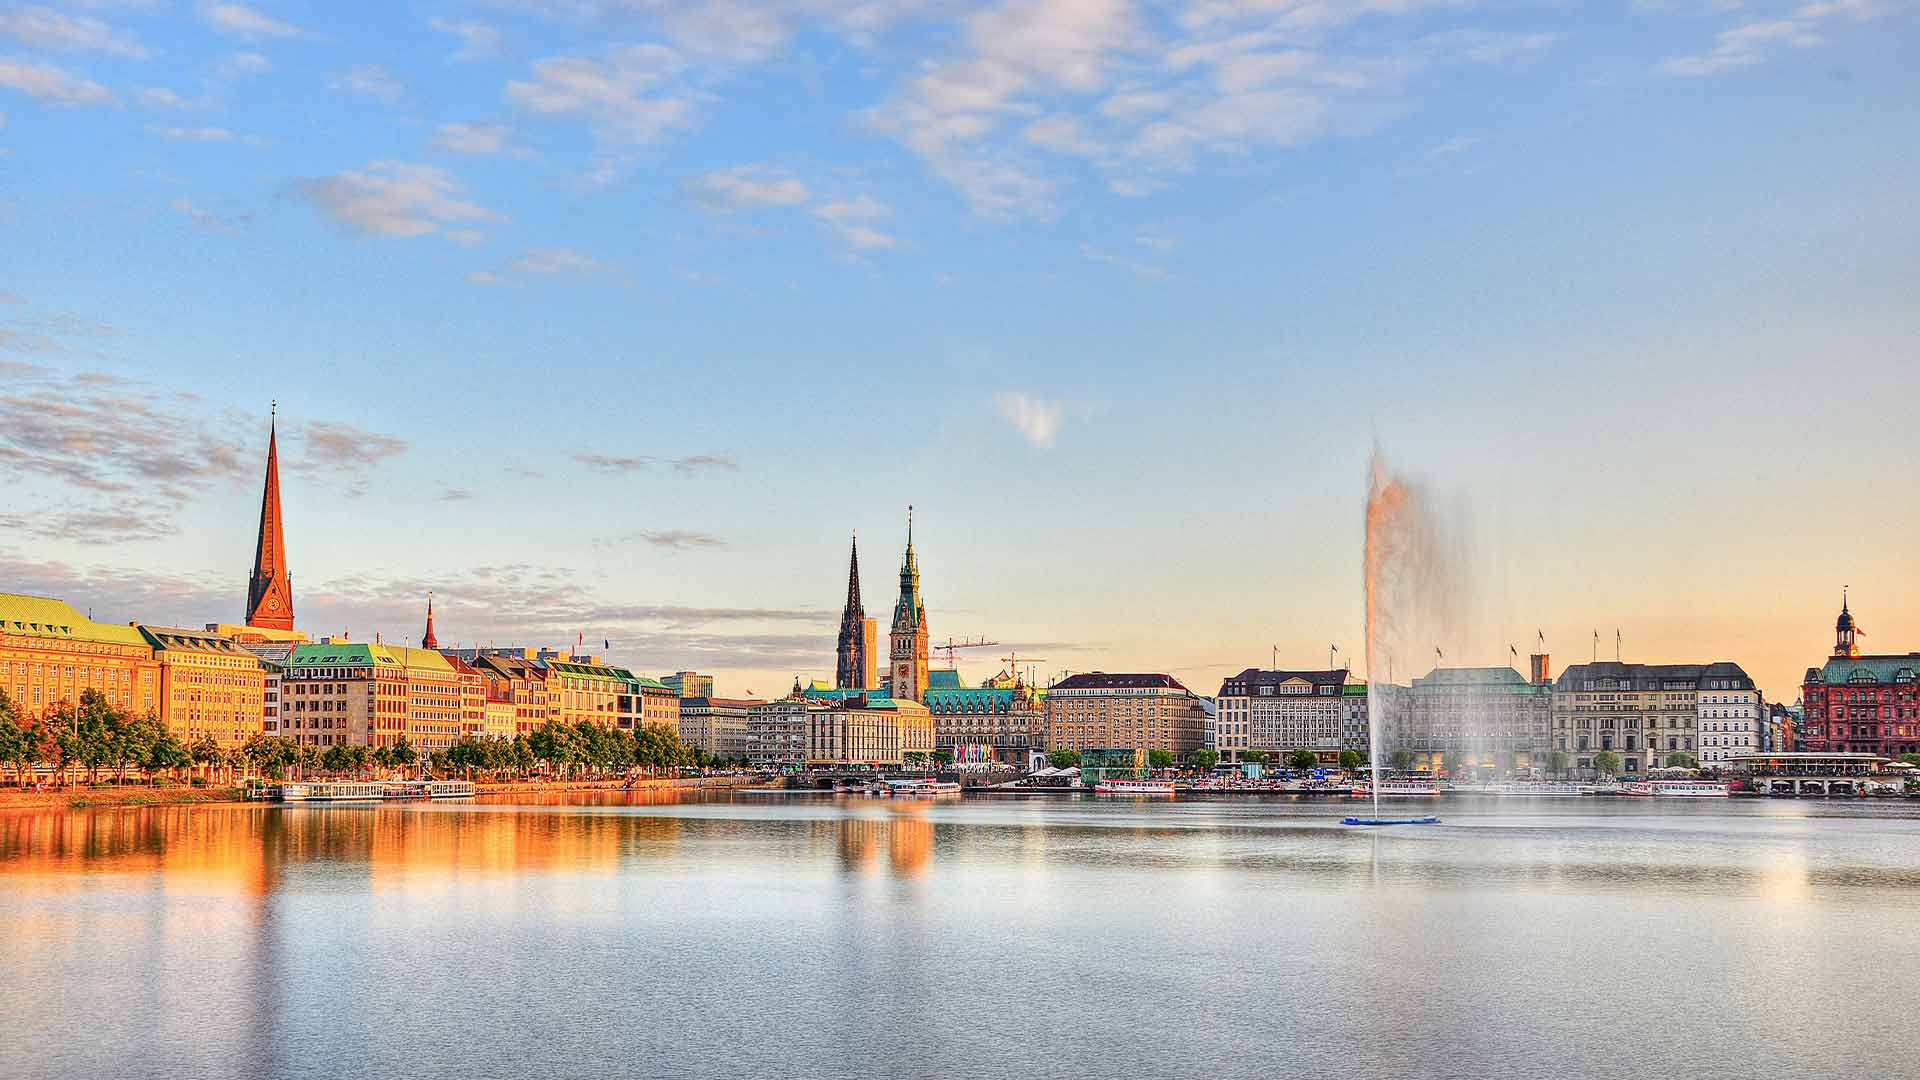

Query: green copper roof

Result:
[1812,655,1920,684]
[288,643,452,671]
[926,669,966,690]
[0,593,150,648]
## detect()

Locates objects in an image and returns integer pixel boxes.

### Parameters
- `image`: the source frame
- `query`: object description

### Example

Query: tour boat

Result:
[1093,779,1176,796]
[1350,779,1441,797]
[1622,780,1729,798]
[1490,782,1591,798]
[868,778,962,797]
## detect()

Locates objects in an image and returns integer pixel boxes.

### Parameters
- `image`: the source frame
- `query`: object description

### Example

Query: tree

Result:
[1593,750,1621,777]
[931,749,954,767]
[144,731,191,783]
[1664,751,1698,769]
[1389,748,1416,774]
[1241,749,1268,764]
[189,734,223,785]
[390,735,418,770]
[1287,748,1318,772]
[1191,748,1220,771]
[1147,749,1174,771]
[321,744,352,774]
[1441,750,1465,778]
[902,751,928,768]
[1898,752,1920,768]
[0,691,27,787]
[1337,749,1364,772]
[1547,750,1572,778]
[1047,749,1080,769]
[111,711,165,784]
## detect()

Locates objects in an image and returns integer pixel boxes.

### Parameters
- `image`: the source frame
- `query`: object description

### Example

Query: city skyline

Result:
[4,2,1918,701]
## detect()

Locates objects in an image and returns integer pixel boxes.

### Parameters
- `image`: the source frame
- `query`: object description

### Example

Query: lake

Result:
[2,792,1915,1080]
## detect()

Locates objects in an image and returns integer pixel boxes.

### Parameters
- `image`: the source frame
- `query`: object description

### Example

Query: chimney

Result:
[1529,654,1551,685]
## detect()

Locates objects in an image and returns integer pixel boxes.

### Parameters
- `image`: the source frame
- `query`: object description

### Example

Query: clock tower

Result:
[888,506,930,703]
[244,405,295,632]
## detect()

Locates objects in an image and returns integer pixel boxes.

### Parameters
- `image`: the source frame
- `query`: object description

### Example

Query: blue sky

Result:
[2,0,1917,700]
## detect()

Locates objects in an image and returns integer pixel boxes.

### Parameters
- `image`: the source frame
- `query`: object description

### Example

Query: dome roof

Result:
[1837,607,1855,632]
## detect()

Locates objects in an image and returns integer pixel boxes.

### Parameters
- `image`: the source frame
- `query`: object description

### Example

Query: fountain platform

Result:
[1343,816,1440,826]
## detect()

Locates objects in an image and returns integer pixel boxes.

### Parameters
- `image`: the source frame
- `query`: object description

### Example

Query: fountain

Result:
[1345,448,1460,826]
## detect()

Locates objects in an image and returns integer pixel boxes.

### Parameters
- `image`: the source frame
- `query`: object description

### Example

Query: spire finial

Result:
[1843,584,1850,613]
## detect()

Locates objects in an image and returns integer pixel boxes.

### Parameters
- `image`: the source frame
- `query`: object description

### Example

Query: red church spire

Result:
[422,591,438,649]
[244,403,295,631]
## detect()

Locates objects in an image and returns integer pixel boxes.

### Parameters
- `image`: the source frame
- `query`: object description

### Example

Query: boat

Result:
[1489,782,1591,798]
[1343,815,1441,826]
[1350,779,1441,797]
[425,780,476,799]
[868,778,962,797]
[268,779,476,802]
[1093,779,1176,796]
[1622,780,1729,798]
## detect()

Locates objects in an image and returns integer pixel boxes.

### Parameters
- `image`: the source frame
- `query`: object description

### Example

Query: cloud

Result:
[0,505,176,545]
[670,454,737,474]
[328,64,406,104]
[686,164,812,212]
[199,2,308,41]
[135,86,218,110]
[169,196,248,234]
[574,451,650,472]
[214,51,272,79]
[294,420,408,475]
[1079,242,1169,281]
[294,161,505,240]
[0,6,150,57]
[807,194,902,251]
[573,451,737,473]
[1659,0,1887,76]
[995,392,1065,448]
[147,124,241,143]
[0,59,119,106]
[431,121,536,158]
[470,246,616,285]
[628,529,727,550]
[437,487,474,501]
[505,43,694,182]
[428,17,503,61]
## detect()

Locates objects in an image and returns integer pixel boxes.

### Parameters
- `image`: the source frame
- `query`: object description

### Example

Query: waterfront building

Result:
[835,535,879,691]
[804,693,934,766]
[137,626,268,749]
[0,594,160,721]
[1550,660,1760,776]
[281,641,463,751]
[660,671,714,699]
[1042,673,1207,757]
[749,694,826,767]
[1801,595,1920,758]
[443,653,487,738]
[926,668,1046,763]
[545,658,627,728]
[1766,702,1800,753]
[636,676,680,731]
[243,409,295,633]
[1343,682,1370,751]
[678,696,761,759]
[469,651,552,735]
[479,675,518,739]
[888,511,931,703]
[1388,663,1552,775]
[1213,668,1357,761]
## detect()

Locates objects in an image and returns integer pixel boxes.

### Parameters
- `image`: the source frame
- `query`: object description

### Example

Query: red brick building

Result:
[1800,594,1920,758]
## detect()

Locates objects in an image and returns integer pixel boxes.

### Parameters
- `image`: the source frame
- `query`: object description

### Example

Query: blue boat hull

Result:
[1342,816,1441,826]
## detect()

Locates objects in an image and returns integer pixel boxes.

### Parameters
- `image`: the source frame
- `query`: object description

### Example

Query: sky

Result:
[1,0,1916,703]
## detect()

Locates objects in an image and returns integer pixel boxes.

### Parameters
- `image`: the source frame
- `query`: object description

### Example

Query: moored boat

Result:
[1093,779,1176,796]
[868,778,962,797]
[1622,780,1729,798]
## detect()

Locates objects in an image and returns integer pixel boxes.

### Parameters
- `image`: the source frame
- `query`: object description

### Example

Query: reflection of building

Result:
[1214,668,1363,761]
[805,694,933,765]
[1550,660,1759,776]
[1043,673,1207,757]
[1385,664,1551,773]
[661,671,714,699]
[1801,595,1920,758]
[0,593,160,720]
[678,697,761,759]
[139,625,268,749]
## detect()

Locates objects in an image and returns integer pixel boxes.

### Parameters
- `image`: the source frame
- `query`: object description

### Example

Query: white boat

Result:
[1489,782,1591,798]
[1351,779,1441,797]
[1622,780,1729,798]
[1093,779,1176,796]
[869,778,962,797]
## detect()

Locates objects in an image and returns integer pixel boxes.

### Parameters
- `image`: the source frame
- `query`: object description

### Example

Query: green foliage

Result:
[1664,751,1698,769]
[390,735,418,767]
[1286,748,1318,772]
[930,749,954,766]
[902,751,929,768]
[1389,748,1415,773]
[1047,749,1080,769]
[1441,750,1465,777]
[1547,750,1572,777]
[1190,748,1220,771]
[1146,749,1174,770]
[1593,750,1622,776]
[1336,749,1364,771]
[1898,753,1920,767]
[1241,749,1269,764]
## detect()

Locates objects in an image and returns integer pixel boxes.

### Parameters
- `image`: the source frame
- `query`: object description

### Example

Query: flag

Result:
[604,639,611,651]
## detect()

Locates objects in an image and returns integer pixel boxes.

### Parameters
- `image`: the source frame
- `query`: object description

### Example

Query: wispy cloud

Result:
[294,161,505,240]
[1658,0,1886,76]
[328,64,407,104]
[574,451,738,473]
[169,196,248,234]
[995,392,1065,449]
[428,17,502,62]
[0,6,150,58]
[687,164,812,212]
[629,529,728,550]
[147,124,266,145]
[0,58,120,106]
[199,2,309,42]
[470,246,616,285]
[431,121,536,159]
[1080,243,1169,281]
[506,43,694,183]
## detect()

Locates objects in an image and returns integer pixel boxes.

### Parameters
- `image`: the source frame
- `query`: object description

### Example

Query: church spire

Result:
[836,532,875,690]
[244,403,295,631]
[844,532,864,616]
[422,591,438,649]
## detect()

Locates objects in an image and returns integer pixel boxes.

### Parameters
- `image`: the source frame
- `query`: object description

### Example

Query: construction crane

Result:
[1000,652,1048,685]
[931,636,998,670]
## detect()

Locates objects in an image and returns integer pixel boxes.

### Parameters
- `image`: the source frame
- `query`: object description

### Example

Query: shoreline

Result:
[0,774,756,810]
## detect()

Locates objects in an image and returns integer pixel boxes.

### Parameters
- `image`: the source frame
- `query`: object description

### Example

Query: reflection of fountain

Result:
[1358,448,1464,826]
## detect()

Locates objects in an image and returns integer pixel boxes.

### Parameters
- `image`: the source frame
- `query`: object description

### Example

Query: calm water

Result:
[3,792,1916,1080]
